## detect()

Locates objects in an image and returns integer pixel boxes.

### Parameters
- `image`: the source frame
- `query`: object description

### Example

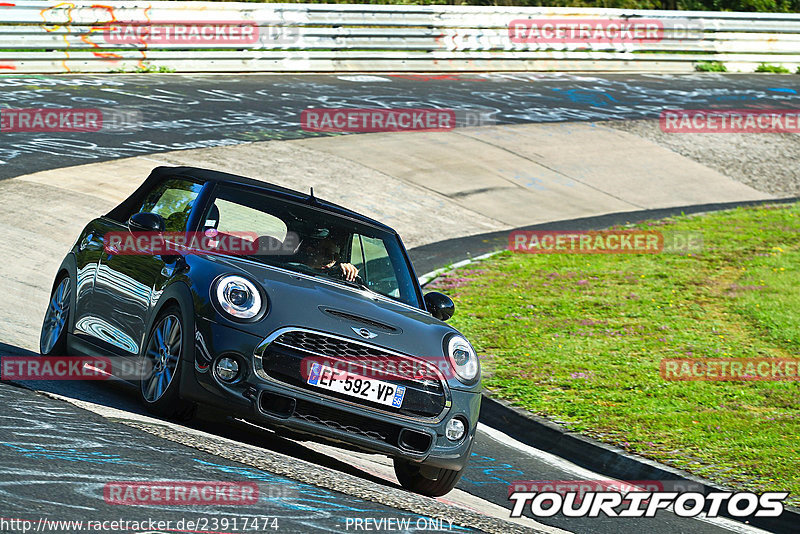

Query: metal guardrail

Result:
[1,2,800,73]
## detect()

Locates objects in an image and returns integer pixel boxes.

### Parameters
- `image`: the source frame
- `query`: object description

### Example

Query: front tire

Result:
[139,305,195,420]
[393,458,465,497]
[40,275,70,355]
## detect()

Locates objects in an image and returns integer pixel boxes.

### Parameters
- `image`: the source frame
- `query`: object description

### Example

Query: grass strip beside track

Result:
[428,202,800,505]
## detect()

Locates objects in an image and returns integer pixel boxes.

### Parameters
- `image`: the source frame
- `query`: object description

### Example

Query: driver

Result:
[296,237,359,282]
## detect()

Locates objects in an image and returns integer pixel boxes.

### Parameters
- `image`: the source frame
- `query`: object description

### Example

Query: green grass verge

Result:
[695,60,727,72]
[427,202,800,504]
[755,63,791,74]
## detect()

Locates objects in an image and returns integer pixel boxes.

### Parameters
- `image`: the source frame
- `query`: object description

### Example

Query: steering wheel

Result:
[329,263,365,285]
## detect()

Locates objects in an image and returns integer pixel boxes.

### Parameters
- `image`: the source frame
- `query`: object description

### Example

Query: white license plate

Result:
[306,363,406,408]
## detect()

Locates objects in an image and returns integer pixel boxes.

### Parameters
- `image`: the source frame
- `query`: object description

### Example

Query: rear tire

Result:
[139,305,196,421]
[40,275,70,355]
[393,458,465,497]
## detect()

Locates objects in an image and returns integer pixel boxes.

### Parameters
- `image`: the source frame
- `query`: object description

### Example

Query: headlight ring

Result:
[445,334,480,385]
[213,274,265,321]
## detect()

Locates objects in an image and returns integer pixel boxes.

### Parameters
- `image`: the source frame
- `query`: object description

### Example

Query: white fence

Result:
[1,1,799,73]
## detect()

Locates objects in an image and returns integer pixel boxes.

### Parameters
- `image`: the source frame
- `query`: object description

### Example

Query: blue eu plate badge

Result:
[308,362,322,385]
[392,385,406,408]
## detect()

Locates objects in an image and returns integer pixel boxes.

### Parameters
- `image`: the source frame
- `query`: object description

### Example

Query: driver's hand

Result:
[339,262,359,282]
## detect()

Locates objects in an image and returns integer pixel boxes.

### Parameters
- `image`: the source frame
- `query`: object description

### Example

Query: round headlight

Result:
[214,275,263,320]
[446,335,479,384]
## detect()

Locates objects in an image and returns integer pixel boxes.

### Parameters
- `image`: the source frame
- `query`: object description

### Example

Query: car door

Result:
[92,177,204,355]
[73,218,120,341]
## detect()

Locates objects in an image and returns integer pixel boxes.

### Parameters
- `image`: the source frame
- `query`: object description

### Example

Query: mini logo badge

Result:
[352,327,377,339]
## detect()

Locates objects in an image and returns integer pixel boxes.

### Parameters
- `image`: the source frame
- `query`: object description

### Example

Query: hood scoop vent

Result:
[321,307,401,335]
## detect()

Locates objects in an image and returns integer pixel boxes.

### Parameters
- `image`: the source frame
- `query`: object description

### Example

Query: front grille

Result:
[258,329,447,418]
[274,330,443,386]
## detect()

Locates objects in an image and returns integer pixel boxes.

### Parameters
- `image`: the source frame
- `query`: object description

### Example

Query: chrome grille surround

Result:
[253,326,451,423]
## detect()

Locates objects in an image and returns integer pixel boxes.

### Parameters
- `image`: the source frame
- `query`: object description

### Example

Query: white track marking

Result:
[18,383,775,534]
[26,387,568,534]
[296,439,561,531]
[337,75,391,82]
[418,251,500,285]
[478,424,773,534]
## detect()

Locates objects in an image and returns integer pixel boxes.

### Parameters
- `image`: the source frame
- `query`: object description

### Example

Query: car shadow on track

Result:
[0,341,397,490]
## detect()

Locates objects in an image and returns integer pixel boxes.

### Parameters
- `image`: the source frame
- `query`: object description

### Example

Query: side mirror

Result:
[128,212,165,233]
[424,291,455,322]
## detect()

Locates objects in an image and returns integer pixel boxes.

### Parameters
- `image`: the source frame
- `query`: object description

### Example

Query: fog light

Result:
[445,417,466,441]
[216,357,239,382]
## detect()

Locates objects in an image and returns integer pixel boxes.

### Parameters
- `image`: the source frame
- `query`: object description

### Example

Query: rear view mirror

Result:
[424,291,455,321]
[128,212,165,233]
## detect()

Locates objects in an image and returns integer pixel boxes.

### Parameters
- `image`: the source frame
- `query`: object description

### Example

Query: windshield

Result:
[202,184,421,308]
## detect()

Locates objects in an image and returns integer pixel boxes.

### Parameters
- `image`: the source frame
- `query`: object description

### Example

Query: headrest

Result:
[255,235,290,255]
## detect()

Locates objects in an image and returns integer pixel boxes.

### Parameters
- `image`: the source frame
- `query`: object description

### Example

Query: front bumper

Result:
[180,316,480,471]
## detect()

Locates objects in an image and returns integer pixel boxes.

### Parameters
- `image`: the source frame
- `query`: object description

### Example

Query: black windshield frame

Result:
[198,183,424,309]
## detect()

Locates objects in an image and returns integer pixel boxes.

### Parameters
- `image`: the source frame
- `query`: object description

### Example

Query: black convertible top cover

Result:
[105,166,394,233]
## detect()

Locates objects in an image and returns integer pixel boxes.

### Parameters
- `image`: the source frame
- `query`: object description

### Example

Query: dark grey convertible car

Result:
[40,166,481,496]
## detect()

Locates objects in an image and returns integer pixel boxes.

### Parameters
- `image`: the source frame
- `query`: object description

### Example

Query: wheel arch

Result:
[144,280,197,360]
[139,279,199,418]
[53,253,78,339]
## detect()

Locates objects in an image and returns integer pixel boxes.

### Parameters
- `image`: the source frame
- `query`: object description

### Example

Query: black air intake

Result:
[398,428,433,454]
[259,391,296,419]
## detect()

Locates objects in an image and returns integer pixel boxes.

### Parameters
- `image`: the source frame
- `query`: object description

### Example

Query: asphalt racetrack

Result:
[0,73,794,534]
[2,72,800,180]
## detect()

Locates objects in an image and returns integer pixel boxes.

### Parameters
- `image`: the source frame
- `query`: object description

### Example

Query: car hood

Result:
[206,256,460,361]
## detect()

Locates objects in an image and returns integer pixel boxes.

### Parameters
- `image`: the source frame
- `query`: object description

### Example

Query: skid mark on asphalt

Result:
[3,350,776,533]
[2,372,770,534]
[194,459,473,532]
[297,439,545,530]
[0,443,139,465]
[0,381,554,533]
[3,74,800,179]
[0,383,493,533]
